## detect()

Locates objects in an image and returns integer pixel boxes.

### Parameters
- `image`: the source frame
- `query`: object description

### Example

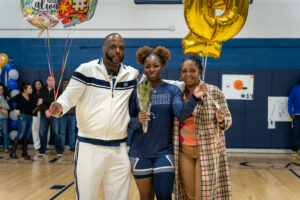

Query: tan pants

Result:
[179,144,201,200]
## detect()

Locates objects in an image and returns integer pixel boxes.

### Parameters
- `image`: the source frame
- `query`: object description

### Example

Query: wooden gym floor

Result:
[0,149,299,200]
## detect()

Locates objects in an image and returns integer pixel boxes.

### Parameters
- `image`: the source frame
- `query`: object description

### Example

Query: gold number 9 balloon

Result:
[182,0,249,58]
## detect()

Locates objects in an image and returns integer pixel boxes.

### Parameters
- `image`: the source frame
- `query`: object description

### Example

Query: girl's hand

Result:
[138,110,150,123]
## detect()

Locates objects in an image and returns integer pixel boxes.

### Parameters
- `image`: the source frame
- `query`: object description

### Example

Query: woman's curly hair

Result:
[136,46,171,67]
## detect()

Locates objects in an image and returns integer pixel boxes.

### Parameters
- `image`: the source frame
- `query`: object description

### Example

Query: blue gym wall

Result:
[1,38,300,148]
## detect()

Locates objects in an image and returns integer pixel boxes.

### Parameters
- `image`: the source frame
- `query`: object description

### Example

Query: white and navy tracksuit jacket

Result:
[57,59,139,200]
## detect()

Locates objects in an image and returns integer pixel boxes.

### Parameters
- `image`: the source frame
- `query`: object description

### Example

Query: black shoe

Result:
[22,139,31,160]
[38,152,45,157]
[70,147,75,151]
[21,152,31,159]
[10,152,19,159]
[10,139,19,159]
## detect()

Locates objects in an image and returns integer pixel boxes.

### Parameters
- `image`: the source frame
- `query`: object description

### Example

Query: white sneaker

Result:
[57,154,63,157]
[38,153,45,157]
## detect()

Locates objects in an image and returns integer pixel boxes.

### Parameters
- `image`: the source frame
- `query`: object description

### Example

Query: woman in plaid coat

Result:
[173,56,232,200]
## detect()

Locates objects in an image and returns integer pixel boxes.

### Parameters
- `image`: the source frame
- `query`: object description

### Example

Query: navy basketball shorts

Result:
[129,154,175,179]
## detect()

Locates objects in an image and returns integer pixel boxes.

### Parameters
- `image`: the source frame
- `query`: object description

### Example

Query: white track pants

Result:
[32,111,51,150]
[74,141,131,200]
[31,112,41,150]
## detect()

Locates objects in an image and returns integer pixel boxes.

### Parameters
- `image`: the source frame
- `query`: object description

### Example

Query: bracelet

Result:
[219,120,225,125]
[217,118,225,123]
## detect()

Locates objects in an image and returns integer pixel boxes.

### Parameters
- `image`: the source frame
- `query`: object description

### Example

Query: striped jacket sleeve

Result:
[57,64,87,115]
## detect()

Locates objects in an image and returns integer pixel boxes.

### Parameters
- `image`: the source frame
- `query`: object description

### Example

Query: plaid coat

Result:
[173,84,232,200]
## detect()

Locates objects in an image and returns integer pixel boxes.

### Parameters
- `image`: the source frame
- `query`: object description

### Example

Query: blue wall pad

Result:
[0,38,300,149]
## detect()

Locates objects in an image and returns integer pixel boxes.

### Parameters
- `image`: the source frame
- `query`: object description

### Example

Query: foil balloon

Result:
[183,0,249,58]
[57,0,77,19]
[183,31,222,58]
[58,0,98,28]
[212,0,226,10]
[184,0,216,41]
[21,0,59,30]
[22,0,58,16]
[0,53,9,68]
[25,12,59,30]
[213,0,249,41]
[87,0,98,20]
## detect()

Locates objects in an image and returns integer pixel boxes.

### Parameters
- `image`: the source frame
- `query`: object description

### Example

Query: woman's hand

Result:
[193,82,208,98]
[216,108,226,123]
[291,114,295,119]
[138,110,150,124]
[14,109,21,115]
[37,98,43,106]
[45,109,51,118]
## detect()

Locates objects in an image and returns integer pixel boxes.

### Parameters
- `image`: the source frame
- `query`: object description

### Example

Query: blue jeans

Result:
[17,114,33,140]
[292,116,300,152]
[0,118,9,150]
[39,115,61,154]
[59,114,76,149]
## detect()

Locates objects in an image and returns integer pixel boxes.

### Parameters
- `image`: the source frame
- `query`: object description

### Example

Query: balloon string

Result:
[44,30,56,99]
[200,43,220,200]
[55,30,70,100]
[55,30,73,101]
[47,29,56,97]
[202,42,208,82]
[43,30,56,99]
[201,43,219,109]
[204,54,208,81]
[209,124,220,200]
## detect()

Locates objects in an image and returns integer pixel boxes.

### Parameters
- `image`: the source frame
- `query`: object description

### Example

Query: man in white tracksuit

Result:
[51,33,140,200]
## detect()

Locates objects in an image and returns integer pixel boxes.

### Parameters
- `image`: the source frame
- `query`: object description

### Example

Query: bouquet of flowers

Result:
[137,81,153,133]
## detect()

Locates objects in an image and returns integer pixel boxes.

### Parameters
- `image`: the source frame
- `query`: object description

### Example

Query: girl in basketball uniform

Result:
[128,46,207,200]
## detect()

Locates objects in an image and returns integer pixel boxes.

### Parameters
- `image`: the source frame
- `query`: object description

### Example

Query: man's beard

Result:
[104,52,124,65]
